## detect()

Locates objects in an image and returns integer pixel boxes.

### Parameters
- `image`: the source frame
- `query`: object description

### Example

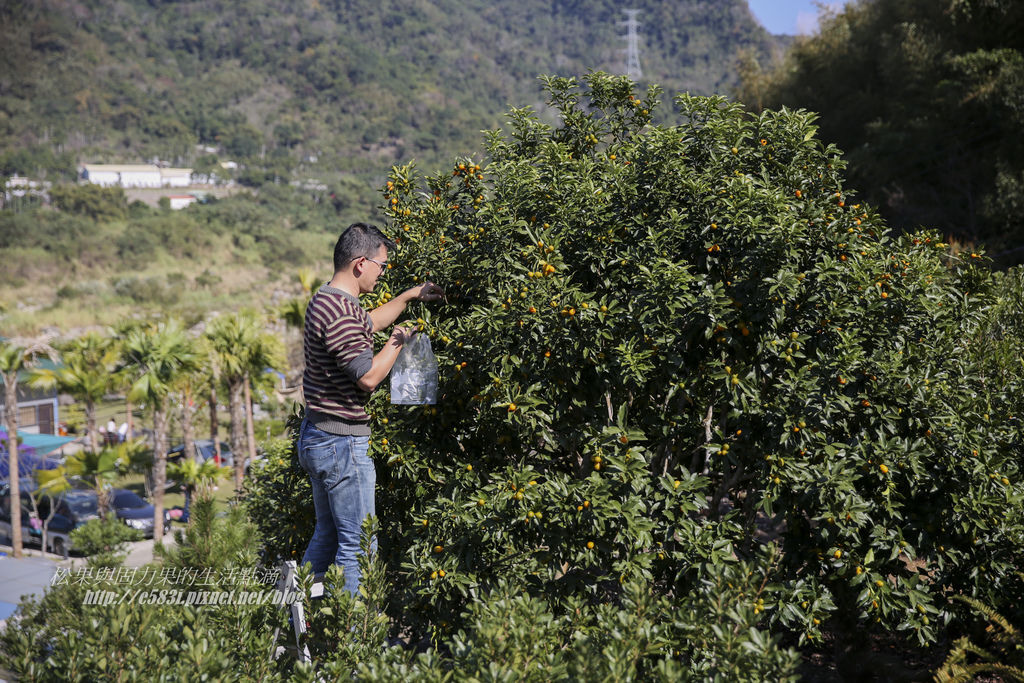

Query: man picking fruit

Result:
[299,222,443,594]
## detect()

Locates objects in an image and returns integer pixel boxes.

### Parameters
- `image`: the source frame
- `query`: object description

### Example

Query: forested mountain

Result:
[0,0,781,186]
[0,0,784,334]
[739,0,1024,264]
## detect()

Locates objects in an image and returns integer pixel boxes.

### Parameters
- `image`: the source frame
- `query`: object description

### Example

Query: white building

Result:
[81,164,162,187]
[167,195,197,210]
[161,168,193,187]
[3,176,50,204]
[0,356,59,435]
[80,164,194,189]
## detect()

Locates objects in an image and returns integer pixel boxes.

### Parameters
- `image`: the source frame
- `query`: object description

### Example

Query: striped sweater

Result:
[302,284,374,435]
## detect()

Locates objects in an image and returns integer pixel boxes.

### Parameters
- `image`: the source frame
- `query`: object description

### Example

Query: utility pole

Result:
[619,9,643,81]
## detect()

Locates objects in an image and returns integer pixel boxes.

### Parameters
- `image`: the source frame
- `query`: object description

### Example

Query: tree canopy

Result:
[739,0,1024,264]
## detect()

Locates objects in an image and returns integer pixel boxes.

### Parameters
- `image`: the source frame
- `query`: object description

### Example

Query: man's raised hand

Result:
[411,281,444,302]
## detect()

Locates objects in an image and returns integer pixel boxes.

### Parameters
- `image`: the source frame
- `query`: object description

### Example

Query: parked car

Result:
[0,485,167,556]
[167,439,237,467]
[0,485,79,556]
[167,439,251,478]
[108,488,168,538]
[0,478,60,551]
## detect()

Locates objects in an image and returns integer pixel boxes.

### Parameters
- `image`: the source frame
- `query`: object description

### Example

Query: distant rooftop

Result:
[80,164,192,175]
[82,164,161,173]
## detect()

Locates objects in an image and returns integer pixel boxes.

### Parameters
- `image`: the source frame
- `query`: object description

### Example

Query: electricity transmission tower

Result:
[619,9,643,81]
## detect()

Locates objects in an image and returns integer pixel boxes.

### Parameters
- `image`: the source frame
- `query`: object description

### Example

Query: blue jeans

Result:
[297,419,375,596]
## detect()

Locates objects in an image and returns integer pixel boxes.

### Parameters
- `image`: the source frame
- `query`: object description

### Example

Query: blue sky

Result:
[747,0,846,35]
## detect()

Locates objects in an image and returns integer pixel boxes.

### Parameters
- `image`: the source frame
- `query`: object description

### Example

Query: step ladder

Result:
[272,560,323,664]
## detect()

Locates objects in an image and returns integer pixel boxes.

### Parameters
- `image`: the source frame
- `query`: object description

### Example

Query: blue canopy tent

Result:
[0,428,70,480]
[18,432,76,456]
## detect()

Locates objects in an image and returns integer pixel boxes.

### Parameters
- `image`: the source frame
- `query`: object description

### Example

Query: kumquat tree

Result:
[248,72,1024,678]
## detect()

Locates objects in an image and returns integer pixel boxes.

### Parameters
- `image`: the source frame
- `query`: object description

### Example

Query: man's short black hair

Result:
[333,223,396,272]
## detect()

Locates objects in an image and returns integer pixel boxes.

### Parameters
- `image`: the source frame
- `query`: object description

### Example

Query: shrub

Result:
[248,73,1024,674]
[244,429,315,565]
[934,586,1024,682]
[114,230,158,269]
[49,184,127,221]
[369,72,1023,651]
[0,209,106,263]
[1,491,286,681]
[195,268,222,288]
[69,516,142,566]
[292,518,392,679]
[110,275,181,305]
[360,546,801,681]
[159,496,254,572]
[127,199,151,217]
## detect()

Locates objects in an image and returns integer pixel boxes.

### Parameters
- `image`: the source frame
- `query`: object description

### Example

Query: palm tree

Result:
[207,376,221,462]
[277,268,318,394]
[205,314,250,491]
[175,356,205,466]
[62,438,147,521]
[167,458,228,522]
[64,448,121,518]
[0,339,52,559]
[120,319,197,539]
[29,332,117,454]
[110,320,150,444]
[241,332,285,477]
[204,312,285,490]
[278,267,318,329]
[30,466,72,558]
[277,298,308,331]
[191,337,224,465]
[106,438,154,497]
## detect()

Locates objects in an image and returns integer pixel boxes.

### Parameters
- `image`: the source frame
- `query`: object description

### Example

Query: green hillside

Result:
[0,0,785,334]
[0,0,781,186]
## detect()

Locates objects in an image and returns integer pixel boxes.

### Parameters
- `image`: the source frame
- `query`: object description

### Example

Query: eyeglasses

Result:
[364,257,388,273]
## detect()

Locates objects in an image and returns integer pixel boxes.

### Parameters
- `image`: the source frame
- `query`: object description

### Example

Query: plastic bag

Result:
[390,333,438,405]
